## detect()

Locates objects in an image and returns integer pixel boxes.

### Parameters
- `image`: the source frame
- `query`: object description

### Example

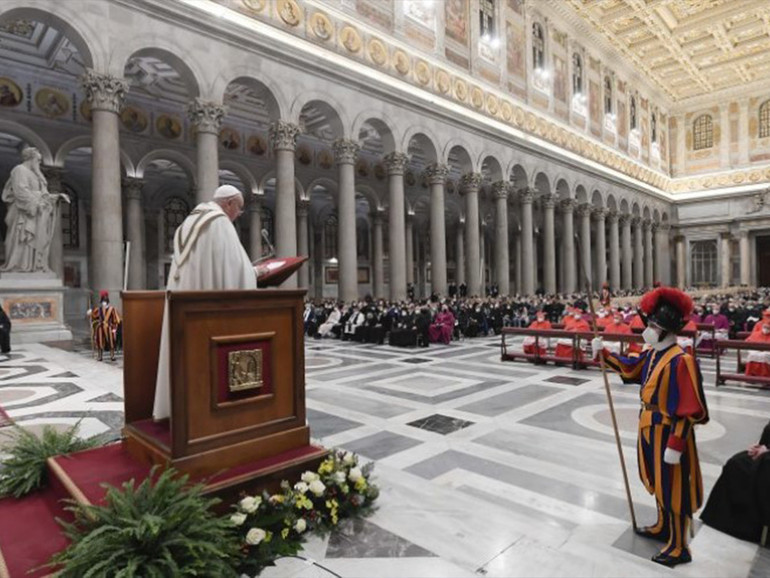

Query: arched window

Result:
[324,214,338,260]
[572,52,583,95]
[693,114,713,150]
[691,239,717,286]
[163,197,189,253]
[61,184,79,249]
[760,100,770,138]
[651,113,657,143]
[630,96,637,130]
[532,22,544,70]
[604,76,613,114]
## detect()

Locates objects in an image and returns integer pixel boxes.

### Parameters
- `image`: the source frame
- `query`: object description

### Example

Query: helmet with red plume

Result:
[638,286,693,334]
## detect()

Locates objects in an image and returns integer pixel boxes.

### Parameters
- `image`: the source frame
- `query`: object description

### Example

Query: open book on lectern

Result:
[254,256,308,287]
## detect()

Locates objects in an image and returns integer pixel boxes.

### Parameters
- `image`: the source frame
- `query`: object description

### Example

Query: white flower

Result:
[301,471,319,483]
[230,512,247,526]
[294,518,307,533]
[308,479,326,497]
[333,471,346,485]
[342,451,356,465]
[348,467,363,482]
[294,481,309,494]
[245,527,266,545]
[239,496,262,513]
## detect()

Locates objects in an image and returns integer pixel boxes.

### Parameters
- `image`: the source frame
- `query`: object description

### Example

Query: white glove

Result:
[591,337,604,359]
[663,447,681,465]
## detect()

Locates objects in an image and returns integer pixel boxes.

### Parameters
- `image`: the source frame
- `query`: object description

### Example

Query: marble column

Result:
[560,199,576,293]
[405,213,414,285]
[313,225,324,300]
[493,181,511,296]
[632,217,644,289]
[123,177,146,290]
[385,151,409,301]
[42,166,65,279]
[80,69,128,301]
[455,220,465,286]
[541,193,556,294]
[520,188,535,295]
[271,121,301,288]
[425,163,449,295]
[660,224,672,286]
[721,231,731,287]
[643,219,654,287]
[675,234,686,288]
[740,230,750,286]
[593,208,607,287]
[514,230,522,294]
[334,139,360,302]
[577,203,592,288]
[653,223,663,285]
[296,199,310,288]
[607,211,620,290]
[460,172,482,296]
[187,98,225,204]
[372,210,384,298]
[620,214,633,290]
[249,196,263,261]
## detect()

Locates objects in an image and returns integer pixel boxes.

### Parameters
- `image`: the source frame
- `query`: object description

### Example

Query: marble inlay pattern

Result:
[2,334,768,577]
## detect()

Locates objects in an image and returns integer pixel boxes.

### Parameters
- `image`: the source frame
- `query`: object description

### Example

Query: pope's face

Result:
[222,195,244,221]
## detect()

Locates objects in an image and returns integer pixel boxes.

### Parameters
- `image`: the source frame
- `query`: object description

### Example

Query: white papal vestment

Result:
[152,202,257,420]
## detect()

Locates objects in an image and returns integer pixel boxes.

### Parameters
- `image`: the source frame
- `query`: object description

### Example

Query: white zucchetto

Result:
[212,184,242,200]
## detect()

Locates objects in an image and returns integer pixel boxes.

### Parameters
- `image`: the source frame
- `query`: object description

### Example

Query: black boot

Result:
[652,550,691,567]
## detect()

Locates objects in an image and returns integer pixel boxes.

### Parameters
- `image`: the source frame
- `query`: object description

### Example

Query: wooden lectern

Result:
[121,289,326,496]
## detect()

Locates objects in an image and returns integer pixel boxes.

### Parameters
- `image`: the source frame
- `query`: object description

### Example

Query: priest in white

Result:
[152,185,262,420]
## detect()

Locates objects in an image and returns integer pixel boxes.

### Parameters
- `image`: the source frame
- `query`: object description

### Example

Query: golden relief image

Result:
[228,349,263,393]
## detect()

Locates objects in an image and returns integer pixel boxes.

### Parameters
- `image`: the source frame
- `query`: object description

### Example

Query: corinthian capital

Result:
[540,193,556,209]
[492,180,509,200]
[576,203,593,218]
[560,198,575,213]
[333,139,359,165]
[80,69,129,113]
[424,163,449,185]
[383,151,410,175]
[269,121,300,151]
[459,172,482,195]
[122,177,145,200]
[518,187,535,204]
[592,207,607,221]
[606,209,619,223]
[296,198,310,217]
[186,98,226,134]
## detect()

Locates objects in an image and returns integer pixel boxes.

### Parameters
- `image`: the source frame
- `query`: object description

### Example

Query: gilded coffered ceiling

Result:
[561,0,770,103]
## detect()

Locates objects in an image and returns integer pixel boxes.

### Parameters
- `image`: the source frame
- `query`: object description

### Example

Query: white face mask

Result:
[642,326,659,345]
[763,325,770,335]
[573,313,581,319]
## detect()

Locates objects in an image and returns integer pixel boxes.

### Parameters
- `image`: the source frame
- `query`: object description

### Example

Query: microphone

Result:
[261,228,276,257]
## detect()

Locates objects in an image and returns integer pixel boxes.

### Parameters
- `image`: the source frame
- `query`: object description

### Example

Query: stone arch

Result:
[653,208,661,223]
[54,136,135,176]
[402,126,440,162]
[533,172,551,195]
[554,177,571,200]
[480,155,504,183]
[443,140,477,171]
[115,44,204,98]
[591,189,604,208]
[136,149,196,185]
[216,69,287,120]
[620,198,630,216]
[290,93,349,139]
[352,113,397,154]
[219,160,258,194]
[606,194,618,213]
[509,163,528,190]
[575,184,588,205]
[355,184,382,211]
[259,171,306,200]
[0,6,97,69]
[643,206,651,220]
[0,120,54,166]
[632,201,641,217]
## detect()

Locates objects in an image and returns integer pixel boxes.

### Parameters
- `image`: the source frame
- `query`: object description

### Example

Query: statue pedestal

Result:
[0,273,73,344]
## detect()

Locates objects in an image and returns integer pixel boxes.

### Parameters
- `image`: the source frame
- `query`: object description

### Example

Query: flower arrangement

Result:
[231,449,379,575]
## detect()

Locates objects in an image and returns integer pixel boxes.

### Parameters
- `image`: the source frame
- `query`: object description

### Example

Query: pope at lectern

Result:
[152,184,261,420]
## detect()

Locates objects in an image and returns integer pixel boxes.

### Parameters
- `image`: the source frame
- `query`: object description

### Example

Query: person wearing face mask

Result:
[88,290,122,362]
[592,287,709,567]
[555,307,591,362]
[744,315,770,377]
[750,309,770,335]
[702,304,730,352]
[523,308,551,356]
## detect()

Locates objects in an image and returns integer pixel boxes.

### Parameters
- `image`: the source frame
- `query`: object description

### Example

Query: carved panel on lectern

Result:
[212,332,275,408]
[228,349,263,392]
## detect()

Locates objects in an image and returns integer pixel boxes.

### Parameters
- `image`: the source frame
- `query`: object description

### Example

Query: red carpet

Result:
[0,404,12,428]
[0,488,69,578]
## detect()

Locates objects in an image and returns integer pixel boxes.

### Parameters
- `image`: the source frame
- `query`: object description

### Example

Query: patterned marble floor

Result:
[0,336,768,577]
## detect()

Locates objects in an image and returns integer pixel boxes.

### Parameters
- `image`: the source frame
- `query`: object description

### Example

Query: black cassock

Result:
[0,307,11,353]
[700,421,770,542]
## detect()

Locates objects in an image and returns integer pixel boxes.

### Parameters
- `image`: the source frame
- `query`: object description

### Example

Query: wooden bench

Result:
[715,339,770,388]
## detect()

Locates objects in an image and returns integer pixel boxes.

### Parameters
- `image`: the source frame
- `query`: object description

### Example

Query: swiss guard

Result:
[592,286,709,567]
[88,290,121,362]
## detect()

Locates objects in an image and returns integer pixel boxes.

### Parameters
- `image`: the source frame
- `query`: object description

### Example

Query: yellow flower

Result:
[355,477,368,492]
[264,530,273,543]
[281,527,290,540]
[318,458,335,475]
[295,494,313,510]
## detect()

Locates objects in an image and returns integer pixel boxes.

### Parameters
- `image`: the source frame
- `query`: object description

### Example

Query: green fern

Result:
[0,422,97,498]
[51,467,240,578]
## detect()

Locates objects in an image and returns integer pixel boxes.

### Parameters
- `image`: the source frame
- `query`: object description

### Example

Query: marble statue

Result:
[1,147,69,273]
